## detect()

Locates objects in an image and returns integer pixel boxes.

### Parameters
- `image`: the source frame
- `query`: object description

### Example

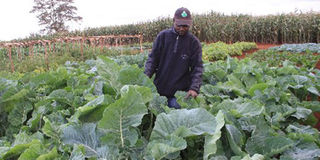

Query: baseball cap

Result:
[174,7,192,26]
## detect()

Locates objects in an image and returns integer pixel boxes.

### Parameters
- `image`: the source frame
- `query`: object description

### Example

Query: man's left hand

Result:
[186,90,198,99]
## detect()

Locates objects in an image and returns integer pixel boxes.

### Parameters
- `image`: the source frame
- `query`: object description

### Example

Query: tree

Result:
[30,0,82,34]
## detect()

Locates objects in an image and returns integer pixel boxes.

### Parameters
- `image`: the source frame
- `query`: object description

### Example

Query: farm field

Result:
[1,0,320,159]
[0,41,320,159]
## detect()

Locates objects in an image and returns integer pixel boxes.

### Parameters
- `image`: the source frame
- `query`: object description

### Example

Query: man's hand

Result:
[185,90,198,99]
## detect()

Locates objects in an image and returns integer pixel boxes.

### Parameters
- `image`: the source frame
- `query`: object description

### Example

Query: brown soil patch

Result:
[255,43,281,50]
[316,59,320,70]
[233,43,281,59]
[314,112,320,130]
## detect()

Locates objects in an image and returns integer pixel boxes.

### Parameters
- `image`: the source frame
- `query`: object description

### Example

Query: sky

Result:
[0,0,319,41]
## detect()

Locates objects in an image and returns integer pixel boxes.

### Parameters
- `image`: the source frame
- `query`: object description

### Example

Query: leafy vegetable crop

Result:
[269,43,320,53]
[249,49,320,69]
[0,56,319,160]
[203,42,257,61]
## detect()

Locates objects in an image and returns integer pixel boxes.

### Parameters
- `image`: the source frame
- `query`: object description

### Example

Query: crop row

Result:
[18,11,320,44]
[202,41,257,61]
[249,49,320,69]
[269,43,320,53]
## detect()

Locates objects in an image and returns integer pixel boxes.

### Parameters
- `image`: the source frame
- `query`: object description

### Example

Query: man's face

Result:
[174,22,190,36]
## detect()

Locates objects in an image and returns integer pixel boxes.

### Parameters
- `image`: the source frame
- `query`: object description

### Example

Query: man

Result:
[144,7,203,109]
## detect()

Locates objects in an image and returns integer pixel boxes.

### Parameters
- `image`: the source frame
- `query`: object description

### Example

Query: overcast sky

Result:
[0,0,319,41]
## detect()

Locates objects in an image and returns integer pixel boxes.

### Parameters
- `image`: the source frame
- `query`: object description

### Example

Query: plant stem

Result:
[120,109,124,147]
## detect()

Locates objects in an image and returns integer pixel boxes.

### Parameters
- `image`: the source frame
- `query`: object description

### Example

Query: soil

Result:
[315,59,320,70]
[233,43,281,60]
[314,112,320,130]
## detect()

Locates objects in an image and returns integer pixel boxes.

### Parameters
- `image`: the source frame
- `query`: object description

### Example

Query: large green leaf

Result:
[47,89,74,106]
[0,147,10,159]
[1,140,39,160]
[1,89,29,103]
[150,108,218,140]
[245,133,294,157]
[286,123,319,143]
[217,81,247,97]
[216,98,264,118]
[201,84,221,97]
[61,123,100,157]
[149,108,224,159]
[276,65,299,76]
[280,142,320,160]
[8,101,33,127]
[27,72,60,88]
[264,104,295,127]
[4,101,33,137]
[289,75,309,89]
[248,83,268,97]
[0,83,26,113]
[291,107,312,120]
[227,75,245,90]
[1,132,44,160]
[70,145,86,160]
[42,117,61,141]
[67,73,92,95]
[244,113,298,160]
[118,65,155,91]
[204,111,225,160]
[130,85,153,104]
[0,79,17,99]
[148,93,168,116]
[238,115,275,137]
[175,91,207,109]
[71,95,114,122]
[148,135,187,160]
[202,62,228,84]
[36,147,59,160]
[18,141,58,160]
[254,86,284,103]
[61,123,117,159]
[98,85,150,147]
[307,86,320,96]
[225,124,246,156]
[96,56,121,80]
[96,56,122,92]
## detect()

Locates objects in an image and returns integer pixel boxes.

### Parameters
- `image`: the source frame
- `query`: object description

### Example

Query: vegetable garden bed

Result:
[0,54,319,159]
[0,42,319,159]
[238,43,320,131]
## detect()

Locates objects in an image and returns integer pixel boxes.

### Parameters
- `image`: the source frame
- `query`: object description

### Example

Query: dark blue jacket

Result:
[144,27,203,97]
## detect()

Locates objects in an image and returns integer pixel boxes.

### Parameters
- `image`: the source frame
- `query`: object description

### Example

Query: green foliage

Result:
[0,56,319,159]
[270,43,320,53]
[202,42,257,61]
[113,52,148,68]
[0,43,148,73]
[148,109,224,159]
[249,49,320,69]
[98,85,151,147]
